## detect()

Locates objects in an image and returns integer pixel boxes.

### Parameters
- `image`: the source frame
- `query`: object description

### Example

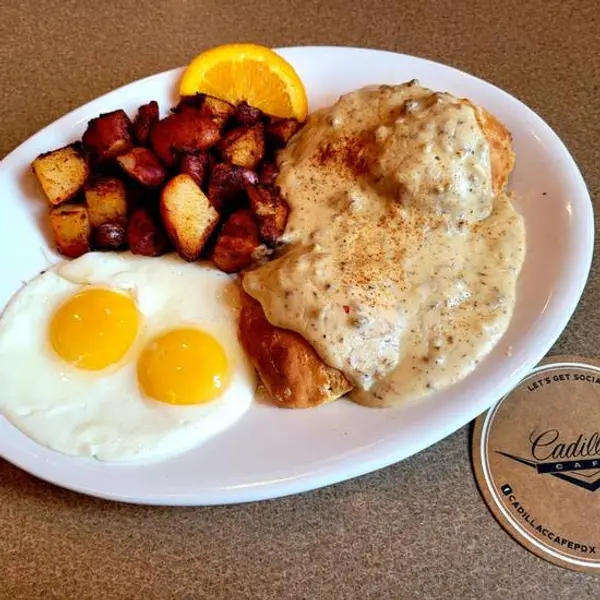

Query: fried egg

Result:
[0,252,256,461]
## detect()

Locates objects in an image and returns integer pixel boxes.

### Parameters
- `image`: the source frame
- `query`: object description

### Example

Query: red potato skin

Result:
[82,110,133,163]
[126,207,169,256]
[179,151,209,188]
[133,101,159,144]
[150,112,220,167]
[175,94,234,127]
[212,209,261,273]
[232,101,265,126]
[266,118,301,150]
[245,183,290,246]
[259,163,279,185]
[208,163,259,212]
[117,147,166,187]
[93,222,127,250]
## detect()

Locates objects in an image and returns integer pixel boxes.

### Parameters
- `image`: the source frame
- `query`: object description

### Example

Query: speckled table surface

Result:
[1,1,599,598]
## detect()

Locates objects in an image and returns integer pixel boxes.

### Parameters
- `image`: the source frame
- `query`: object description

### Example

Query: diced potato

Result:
[199,95,235,127]
[93,222,126,250]
[266,118,301,150]
[212,209,261,273]
[208,163,258,212]
[31,143,89,205]
[173,94,207,116]
[232,101,264,126]
[245,184,290,246]
[179,151,209,188]
[259,162,279,185]
[84,177,128,228]
[160,174,219,261]
[133,100,159,144]
[49,203,91,258]
[126,207,169,257]
[150,112,220,167]
[82,110,133,163]
[218,125,265,170]
[116,147,166,187]
[176,94,235,128]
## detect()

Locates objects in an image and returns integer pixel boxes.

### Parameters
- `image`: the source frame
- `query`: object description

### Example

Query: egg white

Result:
[0,252,256,462]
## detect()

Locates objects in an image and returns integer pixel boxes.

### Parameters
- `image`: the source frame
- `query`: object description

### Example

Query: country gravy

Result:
[243,82,525,406]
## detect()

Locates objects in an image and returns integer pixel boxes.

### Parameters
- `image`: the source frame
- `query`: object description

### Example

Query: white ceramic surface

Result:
[0,47,593,505]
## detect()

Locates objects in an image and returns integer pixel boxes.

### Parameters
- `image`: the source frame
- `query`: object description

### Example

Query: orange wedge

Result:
[179,44,308,122]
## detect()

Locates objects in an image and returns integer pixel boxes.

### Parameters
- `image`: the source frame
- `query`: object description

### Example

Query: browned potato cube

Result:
[232,101,264,126]
[218,125,265,170]
[246,184,290,246]
[212,209,261,273]
[150,112,220,167]
[173,94,203,112]
[208,163,258,212]
[199,95,234,127]
[160,174,219,261]
[93,222,126,250]
[127,207,169,257]
[133,100,159,144]
[176,94,234,127]
[49,203,91,258]
[259,162,279,185]
[179,151,209,188]
[116,147,166,187]
[82,110,133,163]
[32,143,89,206]
[266,118,301,149]
[173,94,208,116]
[84,177,128,228]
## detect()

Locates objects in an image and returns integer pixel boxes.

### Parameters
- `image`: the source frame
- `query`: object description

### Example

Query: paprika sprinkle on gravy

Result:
[244,81,525,406]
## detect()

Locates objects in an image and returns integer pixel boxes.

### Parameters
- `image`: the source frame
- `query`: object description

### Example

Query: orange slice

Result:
[179,44,308,121]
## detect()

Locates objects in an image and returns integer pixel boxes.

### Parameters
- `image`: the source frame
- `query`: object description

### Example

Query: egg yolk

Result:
[137,328,229,405]
[49,288,139,370]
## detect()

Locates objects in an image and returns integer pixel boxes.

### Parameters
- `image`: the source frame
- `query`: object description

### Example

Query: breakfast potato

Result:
[32,143,89,206]
[173,94,203,113]
[132,100,159,144]
[245,184,289,245]
[259,162,279,185]
[208,163,258,212]
[179,151,209,189]
[93,222,126,250]
[266,118,301,149]
[49,203,91,258]
[127,207,169,257]
[82,110,133,163]
[212,209,261,273]
[218,124,265,170]
[150,112,220,167]
[199,95,235,127]
[116,147,166,187]
[232,101,264,126]
[160,174,219,261]
[176,94,234,127]
[84,176,128,228]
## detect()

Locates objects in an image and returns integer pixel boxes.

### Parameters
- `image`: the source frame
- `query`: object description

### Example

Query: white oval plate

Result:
[0,47,593,505]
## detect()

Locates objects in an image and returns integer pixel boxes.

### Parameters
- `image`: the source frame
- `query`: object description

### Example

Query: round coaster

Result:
[473,356,600,572]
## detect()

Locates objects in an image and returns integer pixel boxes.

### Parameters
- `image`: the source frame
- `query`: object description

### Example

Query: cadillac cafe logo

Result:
[474,361,600,569]
[497,429,600,492]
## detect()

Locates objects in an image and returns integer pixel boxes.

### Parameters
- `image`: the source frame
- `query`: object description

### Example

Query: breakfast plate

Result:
[0,46,593,505]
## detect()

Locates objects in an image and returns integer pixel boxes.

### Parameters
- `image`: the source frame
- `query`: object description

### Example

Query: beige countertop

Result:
[1,1,599,598]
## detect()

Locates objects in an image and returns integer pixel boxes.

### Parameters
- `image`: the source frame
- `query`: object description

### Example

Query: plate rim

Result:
[0,45,594,505]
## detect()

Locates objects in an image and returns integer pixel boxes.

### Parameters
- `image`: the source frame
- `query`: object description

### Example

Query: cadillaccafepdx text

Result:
[504,488,596,555]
